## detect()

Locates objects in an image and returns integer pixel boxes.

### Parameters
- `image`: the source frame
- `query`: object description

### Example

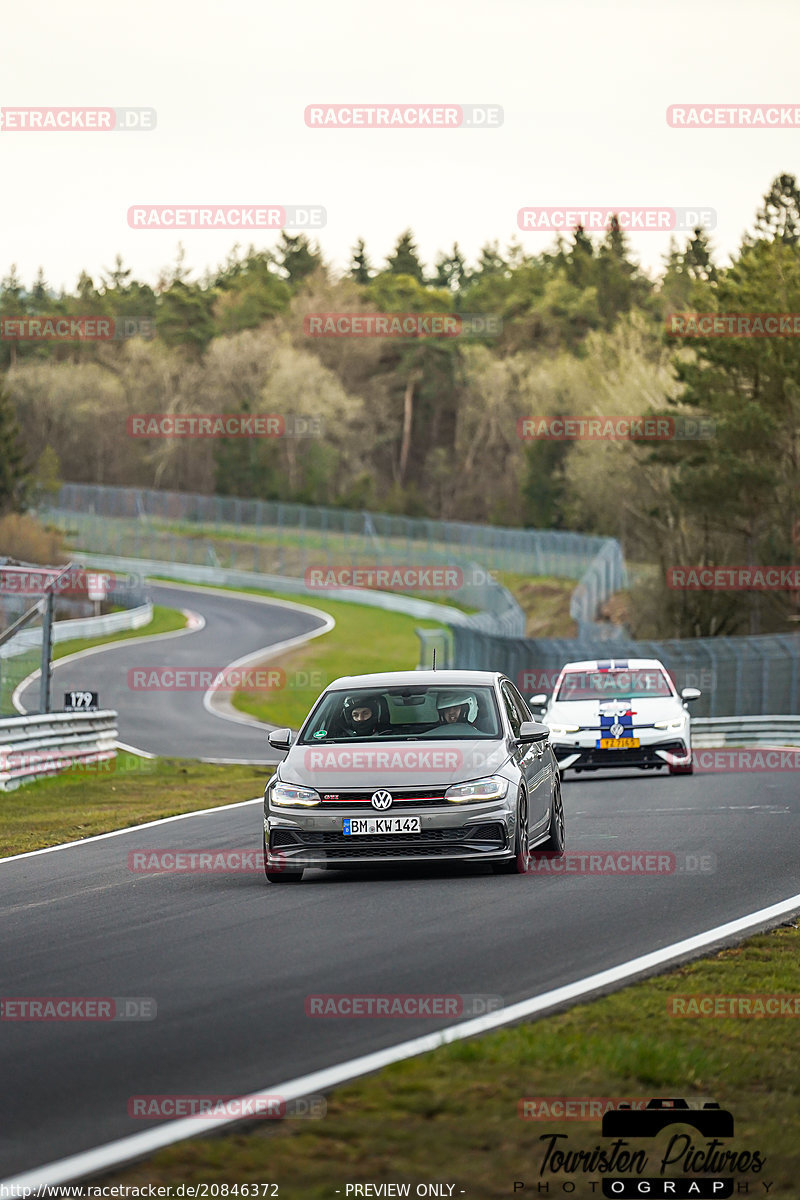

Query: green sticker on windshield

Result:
[313,729,327,739]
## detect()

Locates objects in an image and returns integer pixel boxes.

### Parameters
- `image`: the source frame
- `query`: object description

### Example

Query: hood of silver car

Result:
[278,737,511,789]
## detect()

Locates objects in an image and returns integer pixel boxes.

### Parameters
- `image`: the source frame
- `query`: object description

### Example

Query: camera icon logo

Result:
[602,1097,734,1138]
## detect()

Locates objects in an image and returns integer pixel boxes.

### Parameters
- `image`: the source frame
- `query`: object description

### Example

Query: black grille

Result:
[271,822,506,858]
[567,740,687,767]
[315,787,449,809]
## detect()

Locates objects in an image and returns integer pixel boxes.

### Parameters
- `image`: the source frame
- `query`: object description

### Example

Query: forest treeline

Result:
[2,174,800,639]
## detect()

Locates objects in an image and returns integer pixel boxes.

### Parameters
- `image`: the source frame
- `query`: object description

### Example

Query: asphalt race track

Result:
[18,583,330,762]
[1,765,798,1179]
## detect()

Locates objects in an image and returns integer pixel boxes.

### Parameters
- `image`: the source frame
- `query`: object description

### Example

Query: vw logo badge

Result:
[610,721,625,738]
[371,790,393,810]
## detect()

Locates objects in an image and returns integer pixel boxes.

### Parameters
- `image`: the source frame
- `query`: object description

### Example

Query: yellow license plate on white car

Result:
[598,737,640,749]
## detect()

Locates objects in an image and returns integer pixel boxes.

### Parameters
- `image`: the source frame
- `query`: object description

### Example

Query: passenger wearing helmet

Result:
[436,691,478,731]
[341,693,389,737]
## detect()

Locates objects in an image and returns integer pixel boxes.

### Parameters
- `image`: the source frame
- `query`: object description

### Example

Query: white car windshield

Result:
[555,668,673,701]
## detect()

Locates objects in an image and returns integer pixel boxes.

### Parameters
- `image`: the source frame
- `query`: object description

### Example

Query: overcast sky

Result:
[2,0,799,294]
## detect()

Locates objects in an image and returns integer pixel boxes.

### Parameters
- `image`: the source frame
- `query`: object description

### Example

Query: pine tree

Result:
[385,230,425,282]
[0,387,27,514]
[349,238,372,283]
[751,173,800,245]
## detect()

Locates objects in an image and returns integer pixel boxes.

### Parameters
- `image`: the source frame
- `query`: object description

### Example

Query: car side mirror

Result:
[681,687,701,702]
[518,721,550,744]
[528,693,548,707]
[268,728,293,750]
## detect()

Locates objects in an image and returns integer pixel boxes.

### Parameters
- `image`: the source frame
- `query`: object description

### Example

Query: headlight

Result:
[654,718,685,730]
[445,775,508,803]
[270,782,321,808]
[548,724,580,735]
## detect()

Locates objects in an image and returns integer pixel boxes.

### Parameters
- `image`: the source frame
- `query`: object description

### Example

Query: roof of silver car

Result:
[326,669,503,690]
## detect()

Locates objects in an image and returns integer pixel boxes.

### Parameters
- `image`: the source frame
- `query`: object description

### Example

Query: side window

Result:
[507,683,533,722]
[501,684,522,738]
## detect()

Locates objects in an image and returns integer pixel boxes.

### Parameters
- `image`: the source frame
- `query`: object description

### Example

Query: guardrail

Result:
[0,710,118,791]
[692,715,800,747]
[2,603,153,658]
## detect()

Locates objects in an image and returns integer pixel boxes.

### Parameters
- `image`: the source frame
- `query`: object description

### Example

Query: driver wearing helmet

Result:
[436,690,478,731]
[341,693,389,737]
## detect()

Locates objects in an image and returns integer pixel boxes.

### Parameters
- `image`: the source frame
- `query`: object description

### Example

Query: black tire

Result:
[537,777,565,855]
[492,794,529,875]
[264,837,304,883]
[668,751,694,776]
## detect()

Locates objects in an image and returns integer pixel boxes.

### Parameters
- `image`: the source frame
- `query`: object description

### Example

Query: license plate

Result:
[343,816,421,835]
[597,737,640,749]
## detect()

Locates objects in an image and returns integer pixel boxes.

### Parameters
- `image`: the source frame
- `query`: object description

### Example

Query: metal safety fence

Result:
[449,627,800,718]
[49,483,627,635]
[45,483,800,717]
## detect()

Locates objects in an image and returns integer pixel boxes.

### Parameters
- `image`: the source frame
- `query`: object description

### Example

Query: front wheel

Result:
[668,752,694,776]
[492,794,529,874]
[264,837,304,883]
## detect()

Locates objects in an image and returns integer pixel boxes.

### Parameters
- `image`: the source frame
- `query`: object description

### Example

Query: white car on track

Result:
[529,657,700,779]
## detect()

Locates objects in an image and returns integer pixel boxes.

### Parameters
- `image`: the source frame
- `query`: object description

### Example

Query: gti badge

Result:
[371,790,393,810]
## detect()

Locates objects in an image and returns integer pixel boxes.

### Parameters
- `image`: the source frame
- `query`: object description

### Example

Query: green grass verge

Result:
[150,578,446,730]
[52,603,188,661]
[0,753,271,857]
[104,923,800,1196]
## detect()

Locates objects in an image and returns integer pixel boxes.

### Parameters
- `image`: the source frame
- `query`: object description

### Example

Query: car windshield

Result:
[555,668,673,701]
[298,685,502,743]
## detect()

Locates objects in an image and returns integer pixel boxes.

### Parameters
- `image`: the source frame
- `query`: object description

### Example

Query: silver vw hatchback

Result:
[263,670,565,882]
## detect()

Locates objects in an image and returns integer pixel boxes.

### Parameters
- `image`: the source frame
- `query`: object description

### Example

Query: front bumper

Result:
[265,799,514,868]
[552,737,690,771]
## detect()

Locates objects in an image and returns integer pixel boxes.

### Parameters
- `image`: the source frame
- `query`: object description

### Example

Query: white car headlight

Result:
[445,775,509,803]
[548,724,580,735]
[654,718,686,730]
[271,782,321,807]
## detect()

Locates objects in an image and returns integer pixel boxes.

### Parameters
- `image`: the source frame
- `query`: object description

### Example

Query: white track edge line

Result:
[4,890,800,1189]
[0,797,263,864]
